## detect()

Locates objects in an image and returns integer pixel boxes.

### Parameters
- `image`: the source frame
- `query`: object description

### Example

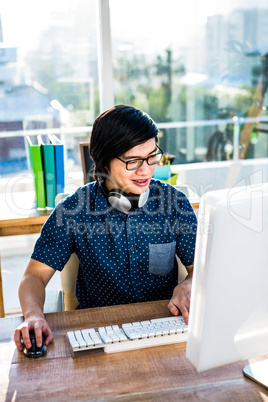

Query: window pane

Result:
[0,0,98,187]
[110,0,268,162]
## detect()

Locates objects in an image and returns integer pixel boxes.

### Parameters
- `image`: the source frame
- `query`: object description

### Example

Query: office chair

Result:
[59,252,79,311]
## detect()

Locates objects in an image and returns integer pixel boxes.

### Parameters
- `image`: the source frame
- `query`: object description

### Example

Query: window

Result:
[0,0,268,193]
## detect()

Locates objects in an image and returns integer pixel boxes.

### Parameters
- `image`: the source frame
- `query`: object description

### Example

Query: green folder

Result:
[38,135,56,209]
[27,136,46,209]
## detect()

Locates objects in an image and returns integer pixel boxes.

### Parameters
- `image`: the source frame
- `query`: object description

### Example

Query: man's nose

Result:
[136,160,151,175]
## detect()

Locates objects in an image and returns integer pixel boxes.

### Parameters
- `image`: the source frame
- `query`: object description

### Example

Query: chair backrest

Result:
[55,193,79,310]
[79,142,94,184]
[60,253,79,311]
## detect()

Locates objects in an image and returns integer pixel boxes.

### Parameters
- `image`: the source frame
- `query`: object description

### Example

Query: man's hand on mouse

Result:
[168,267,193,325]
[14,316,54,351]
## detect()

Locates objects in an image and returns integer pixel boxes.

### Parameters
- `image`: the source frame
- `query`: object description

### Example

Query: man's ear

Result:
[104,165,110,174]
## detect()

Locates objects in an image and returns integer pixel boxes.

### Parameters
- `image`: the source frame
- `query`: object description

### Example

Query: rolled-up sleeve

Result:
[31,202,75,271]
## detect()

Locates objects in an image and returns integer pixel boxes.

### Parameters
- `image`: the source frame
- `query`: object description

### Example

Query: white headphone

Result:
[100,181,149,212]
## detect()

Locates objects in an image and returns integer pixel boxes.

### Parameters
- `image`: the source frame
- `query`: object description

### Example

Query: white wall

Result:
[172,158,268,197]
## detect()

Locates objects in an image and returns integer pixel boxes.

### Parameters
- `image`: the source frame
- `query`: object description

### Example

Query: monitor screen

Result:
[186,182,268,372]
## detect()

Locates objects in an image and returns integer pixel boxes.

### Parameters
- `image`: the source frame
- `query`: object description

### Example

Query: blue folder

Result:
[49,135,65,195]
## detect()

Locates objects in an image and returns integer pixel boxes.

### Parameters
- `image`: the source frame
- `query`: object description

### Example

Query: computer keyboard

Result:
[67,316,188,358]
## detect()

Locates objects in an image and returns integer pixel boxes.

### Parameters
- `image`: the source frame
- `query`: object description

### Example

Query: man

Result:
[14,105,197,352]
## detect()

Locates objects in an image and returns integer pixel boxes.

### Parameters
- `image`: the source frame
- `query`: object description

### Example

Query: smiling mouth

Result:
[132,178,150,186]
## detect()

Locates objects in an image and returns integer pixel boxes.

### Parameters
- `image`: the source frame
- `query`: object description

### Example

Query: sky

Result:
[0,0,67,49]
[1,0,267,52]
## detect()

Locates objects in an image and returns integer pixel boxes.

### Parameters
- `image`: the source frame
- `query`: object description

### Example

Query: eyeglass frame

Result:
[116,146,164,171]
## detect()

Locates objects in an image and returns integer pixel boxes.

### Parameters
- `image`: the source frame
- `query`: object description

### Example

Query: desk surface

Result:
[1,300,267,401]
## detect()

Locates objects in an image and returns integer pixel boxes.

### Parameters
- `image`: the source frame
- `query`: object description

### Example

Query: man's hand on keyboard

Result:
[168,265,194,325]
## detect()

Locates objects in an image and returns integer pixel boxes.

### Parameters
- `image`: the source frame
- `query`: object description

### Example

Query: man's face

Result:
[105,138,158,195]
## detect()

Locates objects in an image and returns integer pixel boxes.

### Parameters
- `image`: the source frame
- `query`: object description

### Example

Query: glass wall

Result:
[0,0,268,190]
[110,0,268,164]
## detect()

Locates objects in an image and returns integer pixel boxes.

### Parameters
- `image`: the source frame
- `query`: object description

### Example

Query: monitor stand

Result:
[243,359,268,390]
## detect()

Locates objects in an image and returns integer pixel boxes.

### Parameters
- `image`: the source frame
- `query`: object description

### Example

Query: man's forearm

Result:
[19,274,46,319]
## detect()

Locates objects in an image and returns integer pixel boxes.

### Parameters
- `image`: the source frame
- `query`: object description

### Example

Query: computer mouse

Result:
[23,330,47,358]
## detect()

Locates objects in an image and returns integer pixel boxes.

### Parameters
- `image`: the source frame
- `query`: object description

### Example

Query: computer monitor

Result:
[186,182,268,385]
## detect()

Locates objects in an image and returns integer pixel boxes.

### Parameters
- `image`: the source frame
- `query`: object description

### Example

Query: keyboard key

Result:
[141,320,151,326]
[100,335,112,344]
[122,323,133,330]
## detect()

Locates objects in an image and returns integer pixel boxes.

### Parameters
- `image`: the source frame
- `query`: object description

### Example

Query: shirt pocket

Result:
[149,241,176,276]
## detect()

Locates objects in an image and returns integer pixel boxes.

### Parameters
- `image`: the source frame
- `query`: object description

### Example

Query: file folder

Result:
[38,135,56,209]
[26,136,46,209]
[49,135,65,195]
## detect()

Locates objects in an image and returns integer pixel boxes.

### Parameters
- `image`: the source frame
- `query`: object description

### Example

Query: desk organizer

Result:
[159,173,178,185]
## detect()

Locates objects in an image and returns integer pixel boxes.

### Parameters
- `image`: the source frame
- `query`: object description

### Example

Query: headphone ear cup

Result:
[138,187,149,208]
[108,191,132,212]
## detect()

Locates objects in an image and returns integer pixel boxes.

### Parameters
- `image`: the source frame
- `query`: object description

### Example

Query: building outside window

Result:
[110,0,268,164]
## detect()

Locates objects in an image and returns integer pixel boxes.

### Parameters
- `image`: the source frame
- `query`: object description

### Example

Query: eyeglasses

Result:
[117,147,163,171]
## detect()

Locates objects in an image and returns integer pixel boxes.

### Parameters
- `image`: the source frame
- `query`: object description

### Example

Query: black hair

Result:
[89,105,159,179]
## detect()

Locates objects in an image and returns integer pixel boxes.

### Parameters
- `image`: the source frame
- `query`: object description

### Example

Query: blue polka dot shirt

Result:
[31,179,197,308]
